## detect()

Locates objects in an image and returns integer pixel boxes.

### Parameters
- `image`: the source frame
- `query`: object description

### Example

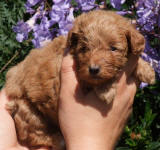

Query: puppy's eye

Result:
[111,46,117,51]
[80,46,86,53]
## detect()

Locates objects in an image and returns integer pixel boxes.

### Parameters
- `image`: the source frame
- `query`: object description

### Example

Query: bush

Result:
[0,0,33,89]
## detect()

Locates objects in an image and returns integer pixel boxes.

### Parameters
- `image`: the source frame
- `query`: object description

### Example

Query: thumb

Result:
[61,54,78,92]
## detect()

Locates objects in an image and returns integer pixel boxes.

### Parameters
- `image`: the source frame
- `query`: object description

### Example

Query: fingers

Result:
[117,54,139,89]
[116,75,137,106]
[0,89,8,109]
[60,54,78,93]
[61,54,75,74]
[123,54,139,79]
[127,76,138,96]
[124,54,139,77]
[128,75,140,88]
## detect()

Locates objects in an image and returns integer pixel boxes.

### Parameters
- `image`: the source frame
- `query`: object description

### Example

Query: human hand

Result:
[59,54,138,150]
[0,90,52,150]
[0,90,28,150]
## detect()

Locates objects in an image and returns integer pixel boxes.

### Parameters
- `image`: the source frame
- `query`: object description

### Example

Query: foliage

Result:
[0,0,33,89]
[0,0,160,149]
[109,3,160,148]
[117,82,160,149]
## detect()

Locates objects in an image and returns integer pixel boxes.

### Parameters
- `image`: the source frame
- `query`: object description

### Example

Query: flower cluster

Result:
[135,0,160,80]
[136,0,160,33]
[14,0,97,48]
[110,0,126,10]
[13,0,160,81]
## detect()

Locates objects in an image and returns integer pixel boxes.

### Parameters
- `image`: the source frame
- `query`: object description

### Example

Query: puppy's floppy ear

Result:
[126,27,145,55]
[67,31,79,54]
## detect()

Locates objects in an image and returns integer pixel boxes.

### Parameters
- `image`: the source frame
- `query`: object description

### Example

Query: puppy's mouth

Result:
[84,75,108,85]
[90,75,103,80]
[78,66,115,85]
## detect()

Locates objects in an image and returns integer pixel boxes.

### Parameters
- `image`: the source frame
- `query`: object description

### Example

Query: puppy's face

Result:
[72,30,128,85]
[68,10,145,86]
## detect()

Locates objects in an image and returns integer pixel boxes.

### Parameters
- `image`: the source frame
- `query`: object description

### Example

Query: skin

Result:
[0,54,138,150]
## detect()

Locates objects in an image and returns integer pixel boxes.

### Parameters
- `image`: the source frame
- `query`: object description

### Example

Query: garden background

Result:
[0,0,160,149]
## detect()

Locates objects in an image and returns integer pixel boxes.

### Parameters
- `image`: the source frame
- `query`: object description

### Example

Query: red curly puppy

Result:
[5,10,155,149]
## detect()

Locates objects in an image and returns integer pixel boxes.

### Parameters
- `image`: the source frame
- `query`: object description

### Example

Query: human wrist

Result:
[65,135,115,150]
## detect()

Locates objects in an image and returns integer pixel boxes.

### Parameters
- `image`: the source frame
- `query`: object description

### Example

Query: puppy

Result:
[5,10,155,149]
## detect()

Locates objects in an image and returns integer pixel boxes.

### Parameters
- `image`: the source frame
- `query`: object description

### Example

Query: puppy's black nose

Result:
[89,65,100,75]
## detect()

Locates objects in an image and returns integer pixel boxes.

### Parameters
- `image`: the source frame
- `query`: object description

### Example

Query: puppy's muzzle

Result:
[89,65,100,75]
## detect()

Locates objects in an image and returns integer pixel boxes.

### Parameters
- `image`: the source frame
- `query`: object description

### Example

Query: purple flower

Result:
[25,0,44,14]
[25,4,35,14]
[13,20,31,42]
[41,16,54,29]
[26,0,42,7]
[58,7,74,35]
[50,0,74,36]
[50,6,63,23]
[16,33,26,42]
[31,11,56,48]
[50,0,71,23]
[14,0,98,45]
[141,47,160,78]
[136,0,160,80]
[27,11,42,28]
[117,10,132,15]
[136,0,160,32]
[32,23,54,48]
[110,0,126,10]
[142,52,160,77]
[53,0,64,4]
[75,0,97,11]
[140,82,148,89]
[144,39,160,62]
[13,9,44,44]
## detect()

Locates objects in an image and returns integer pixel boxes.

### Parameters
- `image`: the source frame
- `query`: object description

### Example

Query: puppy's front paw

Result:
[94,84,116,104]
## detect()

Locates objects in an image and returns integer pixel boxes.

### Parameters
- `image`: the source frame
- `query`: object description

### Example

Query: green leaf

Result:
[71,0,78,6]
[125,139,137,147]
[106,0,110,5]
[147,142,160,150]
